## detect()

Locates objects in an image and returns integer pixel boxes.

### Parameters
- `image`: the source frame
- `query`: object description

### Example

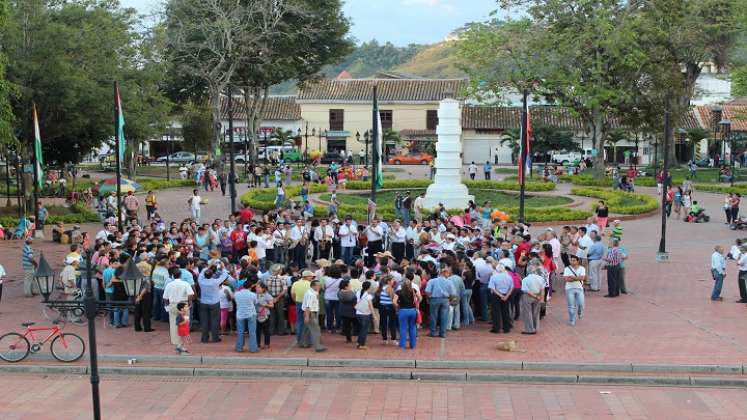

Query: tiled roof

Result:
[220,96,300,121]
[297,79,467,103]
[695,105,747,131]
[463,105,701,131]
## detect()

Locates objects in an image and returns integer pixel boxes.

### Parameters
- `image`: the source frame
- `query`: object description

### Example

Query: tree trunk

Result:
[590,108,606,178]
[208,86,223,166]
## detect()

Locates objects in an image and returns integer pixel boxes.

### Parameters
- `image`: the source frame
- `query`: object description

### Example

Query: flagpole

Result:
[518,89,528,224]
[31,104,40,236]
[114,81,123,232]
[370,84,378,203]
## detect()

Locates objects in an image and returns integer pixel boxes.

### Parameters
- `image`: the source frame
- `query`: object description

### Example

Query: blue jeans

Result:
[711,269,724,300]
[113,307,129,327]
[325,299,340,331]
[402,208,411,225]
[565,287,585,325]
[479,283,490,321]
[295,305,305,343]
[356,314,371,346]
[236,316,258,353]
[398,308,417,349]
[428,297,450,337]
[342,246,354,265]
[460,289,475,327]
[151,288,166,321]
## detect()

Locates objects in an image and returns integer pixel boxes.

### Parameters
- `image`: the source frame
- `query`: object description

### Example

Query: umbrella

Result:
[97,177,141,196]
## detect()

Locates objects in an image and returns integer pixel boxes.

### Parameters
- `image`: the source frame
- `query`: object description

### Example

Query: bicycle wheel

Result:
[42,305,62,323]
[50,333,85,362]
[0,333,31,362]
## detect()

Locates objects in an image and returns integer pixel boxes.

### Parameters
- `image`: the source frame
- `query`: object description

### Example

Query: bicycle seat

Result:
[21,322,35,327]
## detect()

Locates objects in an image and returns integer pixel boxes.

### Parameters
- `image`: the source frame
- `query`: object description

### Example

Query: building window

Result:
[380,110,393,130]
[426,110,438,130]
[327,139,346,153]
[329,109,344,131]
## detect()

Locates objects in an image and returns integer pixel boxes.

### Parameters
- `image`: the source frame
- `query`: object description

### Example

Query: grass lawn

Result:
[320,189,572,209]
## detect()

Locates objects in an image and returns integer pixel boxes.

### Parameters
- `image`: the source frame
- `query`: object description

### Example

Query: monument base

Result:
[423,183,473,211]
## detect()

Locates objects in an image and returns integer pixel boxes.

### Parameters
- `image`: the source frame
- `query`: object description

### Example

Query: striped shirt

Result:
[606,247,623,266]
[22,245,35,271]
[379,285,393,305]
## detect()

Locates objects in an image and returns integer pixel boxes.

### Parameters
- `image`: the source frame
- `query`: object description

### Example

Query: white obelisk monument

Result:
[423,98,473,210]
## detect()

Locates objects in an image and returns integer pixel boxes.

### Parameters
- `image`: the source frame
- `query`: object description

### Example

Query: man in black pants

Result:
[737,245,747,303]
[489,268,513,333]
[364,219,384,267]
[133,265,153,332]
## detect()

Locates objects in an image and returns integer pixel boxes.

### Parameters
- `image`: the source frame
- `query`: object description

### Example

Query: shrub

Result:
[345,179,556,192]
[240,184,327,211]
[570,187,658,215]
[0,203,99,228]
[137,179,195,191]
[692,183,747,195]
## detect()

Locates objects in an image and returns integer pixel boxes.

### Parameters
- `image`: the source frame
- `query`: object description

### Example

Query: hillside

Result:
[270,40,463,94]
[393,41,465,79]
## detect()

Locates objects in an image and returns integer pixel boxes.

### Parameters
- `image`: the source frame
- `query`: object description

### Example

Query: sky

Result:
[119,0,501,46]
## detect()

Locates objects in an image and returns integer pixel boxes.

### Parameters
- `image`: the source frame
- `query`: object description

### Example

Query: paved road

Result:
[2,374,746,419]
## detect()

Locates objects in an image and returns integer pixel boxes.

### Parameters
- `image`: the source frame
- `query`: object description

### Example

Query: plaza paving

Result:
[1,374,747,419]
[1,174,745,365]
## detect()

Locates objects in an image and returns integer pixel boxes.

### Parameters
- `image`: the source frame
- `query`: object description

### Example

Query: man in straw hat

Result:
[291,270,314,344]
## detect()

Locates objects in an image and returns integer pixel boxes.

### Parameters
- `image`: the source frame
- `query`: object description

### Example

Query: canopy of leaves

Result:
[324,40,423,79]
[2,0,171,165]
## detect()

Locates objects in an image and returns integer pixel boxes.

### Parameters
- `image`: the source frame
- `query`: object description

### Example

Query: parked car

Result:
[156,151,197,164]
[320,152,349,165]
[257,145,299,161]
[387,153,434,165]
[694,157,712,167]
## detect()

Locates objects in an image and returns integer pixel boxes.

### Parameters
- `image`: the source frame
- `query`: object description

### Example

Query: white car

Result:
[551,149,594,165]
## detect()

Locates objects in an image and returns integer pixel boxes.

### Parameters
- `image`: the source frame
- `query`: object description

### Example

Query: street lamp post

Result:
[657,107,672,261]
[166,124,172,182]
[5,145,11,207]
[35,252,143,420]
[227,90,237,214]
[720,118,733,186]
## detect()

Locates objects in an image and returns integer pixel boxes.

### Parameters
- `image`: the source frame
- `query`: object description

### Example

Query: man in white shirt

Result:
[710,245,726,301]
[405,220,419,260]
[290,219,308,269]
[576,226,593,272]
[300,280,326,352]
[163,269,195,354]
[365,219,384,266]
[314,218,334,260]
[413,193,425,223]
[473,254,494,322]
[96,223,115,242]
[737,245,747,303]
[273,223,291,265]
[188,189,202,223]
[390,221,406,263]
[338,216,358,265]
[468,162,477,180]
[520,264,545,334]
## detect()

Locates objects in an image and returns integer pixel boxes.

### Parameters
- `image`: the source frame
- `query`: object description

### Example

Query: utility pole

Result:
[228,90,237,214]
[657,104,671,262]
[518,89,528,224]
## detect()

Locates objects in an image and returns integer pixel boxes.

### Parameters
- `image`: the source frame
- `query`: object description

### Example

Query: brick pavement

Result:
[1,180,746,365]
[1,374,747,419]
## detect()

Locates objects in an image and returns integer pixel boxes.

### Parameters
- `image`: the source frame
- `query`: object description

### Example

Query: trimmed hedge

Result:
[570,187,658,215]
[345,179,556,192]
[137,179,195,191]
[240,184,327,211]
[693,183,747,195]
[0,203,99,227]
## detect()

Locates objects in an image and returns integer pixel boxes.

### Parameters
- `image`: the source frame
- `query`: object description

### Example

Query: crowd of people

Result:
[38,189,632,356]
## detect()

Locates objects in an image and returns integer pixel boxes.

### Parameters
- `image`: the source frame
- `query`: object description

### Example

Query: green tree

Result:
[733,65,747,97]
[233,0,352,163]
[0,0,14,149]
[181,99,213,156]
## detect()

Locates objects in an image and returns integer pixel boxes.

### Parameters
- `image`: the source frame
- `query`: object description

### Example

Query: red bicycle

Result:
[0,322,85,363]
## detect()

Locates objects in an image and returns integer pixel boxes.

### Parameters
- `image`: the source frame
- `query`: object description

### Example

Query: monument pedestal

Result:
[423,98,473,210]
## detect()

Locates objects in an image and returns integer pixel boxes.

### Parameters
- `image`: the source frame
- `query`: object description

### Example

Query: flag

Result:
[518,103,532,184]
[115,84,126,162]
[32,104,44,189]
[374,92,384,190]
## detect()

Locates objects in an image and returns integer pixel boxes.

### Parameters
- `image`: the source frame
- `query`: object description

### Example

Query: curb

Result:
[20,353,747,376]
[2,364,747,388]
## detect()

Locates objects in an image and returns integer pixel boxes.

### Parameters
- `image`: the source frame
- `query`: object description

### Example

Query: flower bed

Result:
[570,187,658,215]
